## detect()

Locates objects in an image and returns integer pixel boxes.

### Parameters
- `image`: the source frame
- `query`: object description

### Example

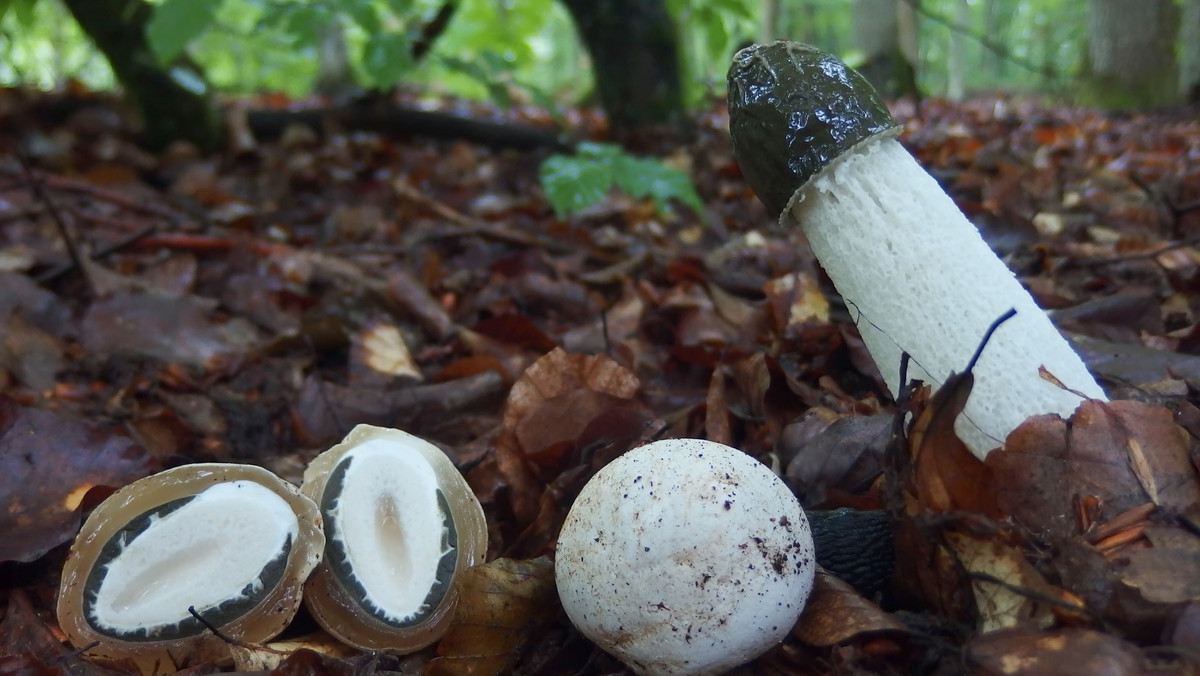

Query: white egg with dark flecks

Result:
[555,438,816,676]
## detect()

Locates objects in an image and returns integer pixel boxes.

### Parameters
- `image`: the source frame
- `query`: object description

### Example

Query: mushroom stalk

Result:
[728,42,1106,457]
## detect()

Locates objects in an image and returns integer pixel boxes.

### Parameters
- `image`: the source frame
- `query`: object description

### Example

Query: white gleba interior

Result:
[327,439,452,623]
[90,481,299,633]
[789,138,1108,458]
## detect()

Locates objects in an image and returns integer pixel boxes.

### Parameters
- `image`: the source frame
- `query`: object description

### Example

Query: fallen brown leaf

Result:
[966,627,1144,676]
[792,569,907,647]
[989,400,1200,542]
[427,557,557,676]
[0,397,155,563]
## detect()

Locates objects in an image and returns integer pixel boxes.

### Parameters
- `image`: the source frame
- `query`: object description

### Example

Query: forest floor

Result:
[1,88,1200,676]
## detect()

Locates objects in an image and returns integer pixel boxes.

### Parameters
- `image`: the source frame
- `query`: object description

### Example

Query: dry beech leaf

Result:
[266,649,354,676]
[81,290,260,366]
[989,400,1200,542]
[966,628,1144,676]
[726,351,771,423]
[0,398,155,563]
[763,271,830,331]
[502,348,641,460]
[230,634,358,673]
[792,569,907,647]
[350,320,423,382]
[945,531,1063,632]
[785,411,890,503]
[426,557,557,676]
[1117,525,1200,606]
[705,363,732,446]
[907,372,999,516]
[0,590,127,676]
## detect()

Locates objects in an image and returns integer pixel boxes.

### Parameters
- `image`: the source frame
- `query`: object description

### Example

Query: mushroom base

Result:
[788,138,1107,457]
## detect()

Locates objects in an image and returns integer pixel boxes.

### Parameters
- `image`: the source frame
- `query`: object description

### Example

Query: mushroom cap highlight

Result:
[555,438,815,676]
[728,40,900,219]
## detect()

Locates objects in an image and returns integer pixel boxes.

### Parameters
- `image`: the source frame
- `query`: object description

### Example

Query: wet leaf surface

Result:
[0,398,155,563]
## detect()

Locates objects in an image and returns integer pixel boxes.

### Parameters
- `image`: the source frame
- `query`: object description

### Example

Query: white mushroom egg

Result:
[555,438,815,676]
[56,464,325,669]
[300,424,487,652]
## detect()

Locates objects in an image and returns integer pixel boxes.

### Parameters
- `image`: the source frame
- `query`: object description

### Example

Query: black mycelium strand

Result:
[321,456,458,628]
[84,489,294,642]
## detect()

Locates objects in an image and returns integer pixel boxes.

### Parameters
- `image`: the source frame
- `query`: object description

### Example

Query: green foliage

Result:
[540,143,703,217]
[362,32,413,87]
[666,0,757,108]
[147,0,222,63]
[0,0,115,89]
[0,0,39,27]
[0,0,1147,109]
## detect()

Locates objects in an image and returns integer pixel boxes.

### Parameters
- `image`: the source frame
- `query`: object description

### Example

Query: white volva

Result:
[789,138,1107,457]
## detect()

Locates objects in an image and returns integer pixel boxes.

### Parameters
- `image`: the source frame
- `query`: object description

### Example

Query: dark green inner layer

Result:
[84,495,293,641]
[322,456,458,628]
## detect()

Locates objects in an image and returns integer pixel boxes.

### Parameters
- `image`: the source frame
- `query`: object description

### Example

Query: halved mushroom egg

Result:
[56,464,324,669]
[300,424,488,652]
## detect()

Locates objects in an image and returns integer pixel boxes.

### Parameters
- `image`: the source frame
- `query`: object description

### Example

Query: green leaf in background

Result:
[614,154,705,215]
[539,143,702,218]
[540,150,614,217]
[0,0,39,28]
[147,0,222,64]
[361,32,413,88]
[343,0,382,34]
[264,4,336,47]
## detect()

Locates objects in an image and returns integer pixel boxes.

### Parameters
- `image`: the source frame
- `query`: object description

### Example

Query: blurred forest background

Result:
[2,0,1197,142]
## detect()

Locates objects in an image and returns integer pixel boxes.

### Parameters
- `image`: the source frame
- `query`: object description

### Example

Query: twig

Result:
[36,223,157,283]
[393,178,568,251]
[16,148,92,293]
[188,606,251,648]
[412,1,457,63]
[187,605,290,654]
[0,166,189,225]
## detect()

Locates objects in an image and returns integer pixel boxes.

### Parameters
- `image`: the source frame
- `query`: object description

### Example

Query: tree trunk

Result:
[946,0,969,100]
[61,0,221,152]
[760,0,779,44]
[982,0,1011,79]
[1181,0,1200,103]
[560,0,685,134]
[854,0,918,100]
[1087,0,1178,107]
[315,20,355,100]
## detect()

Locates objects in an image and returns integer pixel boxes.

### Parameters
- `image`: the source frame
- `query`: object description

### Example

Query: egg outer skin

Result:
[55,463,325,670]
[555,439,815,676]
[299,424,488,653]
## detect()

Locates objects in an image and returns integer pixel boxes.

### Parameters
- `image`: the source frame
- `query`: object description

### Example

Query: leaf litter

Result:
[2,88,1200,675]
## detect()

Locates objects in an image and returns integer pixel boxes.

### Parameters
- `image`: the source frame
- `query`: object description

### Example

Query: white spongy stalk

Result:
[789,138,1106,458]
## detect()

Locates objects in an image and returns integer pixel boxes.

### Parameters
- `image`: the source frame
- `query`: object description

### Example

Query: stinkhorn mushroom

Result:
[299,424,488,652]
[555,438,815,676]
[56,464,324,669]
[728,42,1107,457]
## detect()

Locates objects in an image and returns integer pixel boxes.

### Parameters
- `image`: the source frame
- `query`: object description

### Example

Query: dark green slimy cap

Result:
[728,41,900,221]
